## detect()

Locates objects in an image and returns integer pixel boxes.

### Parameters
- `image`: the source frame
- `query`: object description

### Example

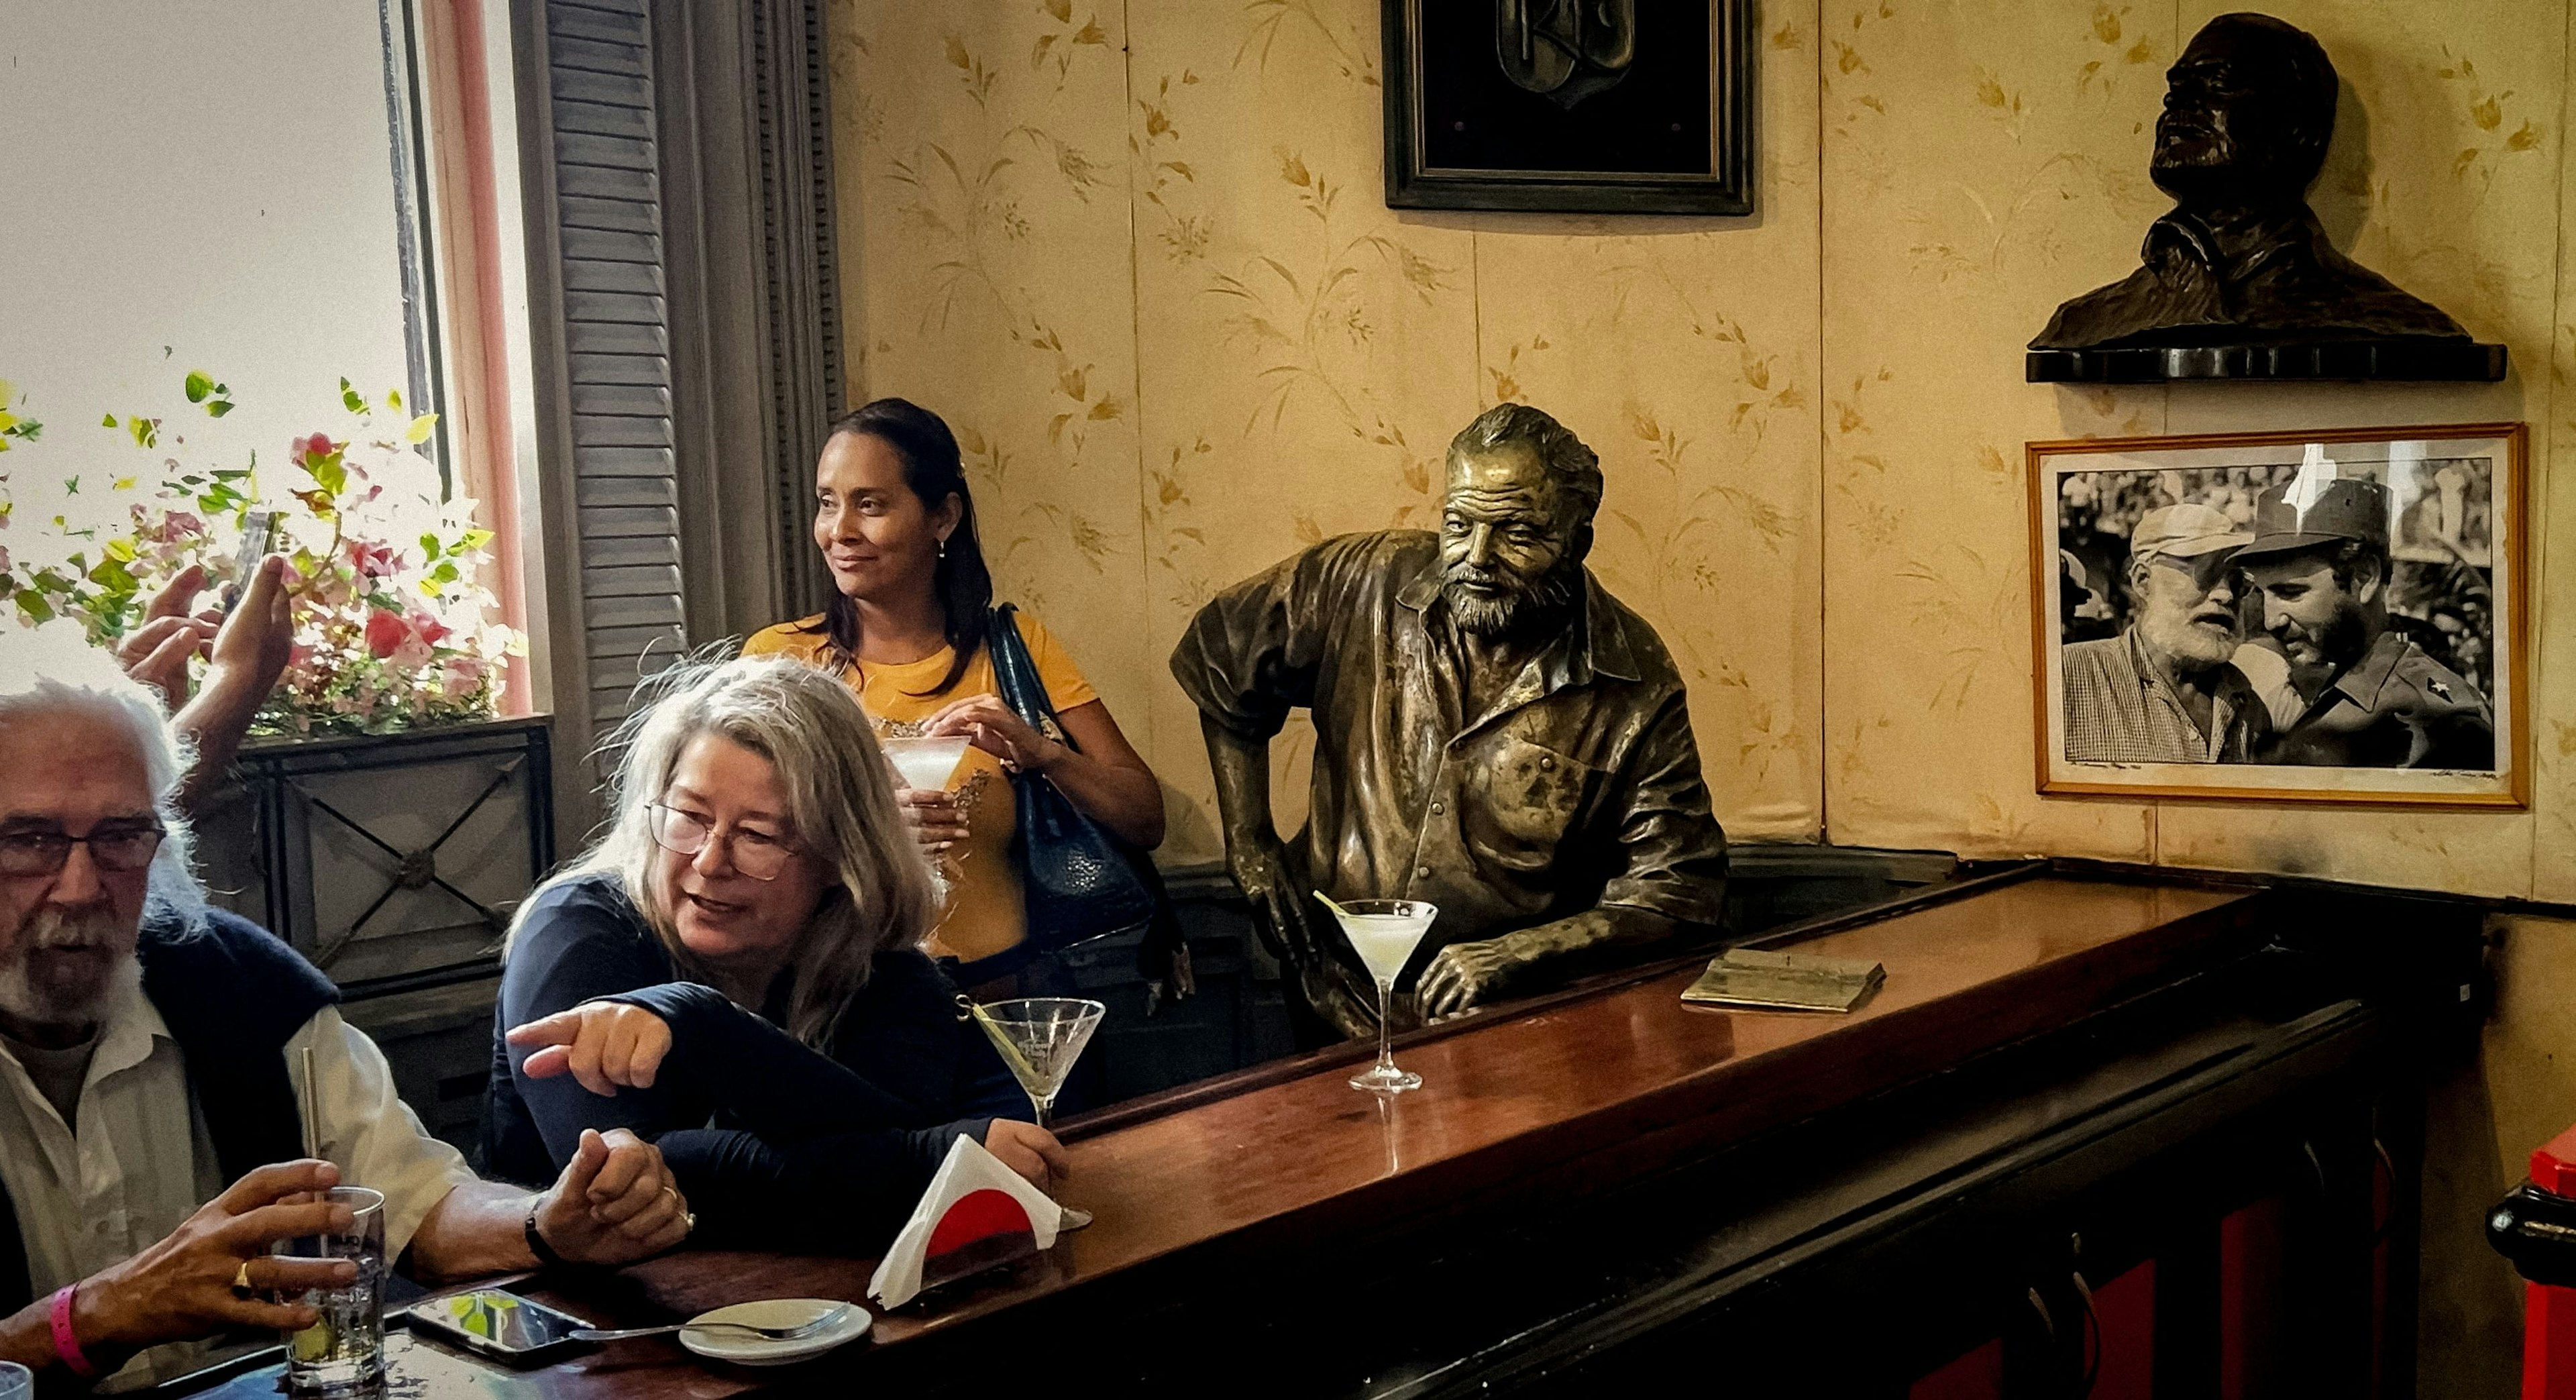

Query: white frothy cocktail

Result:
[881,735,971,792]
[1320,897,1438,1094]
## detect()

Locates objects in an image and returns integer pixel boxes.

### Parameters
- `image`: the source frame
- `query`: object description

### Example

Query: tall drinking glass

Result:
[272,1187,386,1399]
[1325,899,1438,1093]
[970,996,1106,1228]
[0,1358,32,1400]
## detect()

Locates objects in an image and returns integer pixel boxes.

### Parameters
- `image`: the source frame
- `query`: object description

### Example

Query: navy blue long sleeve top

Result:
[485,871,1030,1252]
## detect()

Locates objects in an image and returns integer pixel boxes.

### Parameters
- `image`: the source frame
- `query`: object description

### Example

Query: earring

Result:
[937,539,948,560]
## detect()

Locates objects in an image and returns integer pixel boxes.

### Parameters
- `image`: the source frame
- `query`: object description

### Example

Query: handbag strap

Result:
[987,604,1076,747]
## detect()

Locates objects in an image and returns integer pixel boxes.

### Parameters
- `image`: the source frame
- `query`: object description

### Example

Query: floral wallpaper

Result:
[828,3,2576,1378]
[826,0,2570,894]
[828,0,1822,861]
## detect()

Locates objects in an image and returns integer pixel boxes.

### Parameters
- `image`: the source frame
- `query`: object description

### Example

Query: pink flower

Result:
[348,540,399,578]
[289,433,337,468]
[364,609,408,659]
[407,610,452,647]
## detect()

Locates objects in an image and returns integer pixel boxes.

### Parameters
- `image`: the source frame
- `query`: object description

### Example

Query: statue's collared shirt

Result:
[1171,531,1727,953]
[2264,629,2495,769]
[2033,205,2468,349]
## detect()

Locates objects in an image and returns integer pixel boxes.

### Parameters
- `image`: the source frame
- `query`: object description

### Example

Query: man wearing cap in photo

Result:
[2062,502,2273,764]
[2235,476,2493,769]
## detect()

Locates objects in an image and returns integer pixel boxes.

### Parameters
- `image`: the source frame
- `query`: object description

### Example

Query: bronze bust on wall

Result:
[1171,404,1729,1043]
[2028,12,2504,383]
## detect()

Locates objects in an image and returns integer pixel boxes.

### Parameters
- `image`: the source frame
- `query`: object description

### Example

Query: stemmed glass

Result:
[881,735,973,889]
[969,996,1107,1228]
[1320,898,1438,1094]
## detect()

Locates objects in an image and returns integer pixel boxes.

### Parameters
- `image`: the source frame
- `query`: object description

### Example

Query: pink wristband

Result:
[50,1284,96,1377]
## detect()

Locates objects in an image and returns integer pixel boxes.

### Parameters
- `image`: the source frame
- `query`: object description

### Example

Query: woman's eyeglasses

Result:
[0,822,167,878]
[645,803,796,881]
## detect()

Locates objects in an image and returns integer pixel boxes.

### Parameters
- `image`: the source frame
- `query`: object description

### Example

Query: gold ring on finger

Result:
[231,1260,257,1299]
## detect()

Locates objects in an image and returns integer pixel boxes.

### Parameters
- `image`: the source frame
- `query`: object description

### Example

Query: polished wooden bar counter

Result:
[174,867,2471,1399]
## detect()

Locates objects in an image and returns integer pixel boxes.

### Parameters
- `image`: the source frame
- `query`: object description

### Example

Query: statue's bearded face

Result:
[2151,25,2321,203]
[1438,444,1587,639]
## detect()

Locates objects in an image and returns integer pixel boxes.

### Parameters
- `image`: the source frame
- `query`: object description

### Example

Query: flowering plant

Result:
[0,372,521,735]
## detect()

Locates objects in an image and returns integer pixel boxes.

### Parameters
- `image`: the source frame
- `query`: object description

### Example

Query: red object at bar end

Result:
[2532,1124,2576,1196]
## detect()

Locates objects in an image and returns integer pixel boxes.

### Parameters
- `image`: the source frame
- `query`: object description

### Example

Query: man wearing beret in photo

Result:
[2235,476,2494,769]
[2062,502,2273,765]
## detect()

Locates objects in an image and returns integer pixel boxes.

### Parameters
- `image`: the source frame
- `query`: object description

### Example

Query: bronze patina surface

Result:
[2029,13,2501,382]
[1172,404,1727,1038]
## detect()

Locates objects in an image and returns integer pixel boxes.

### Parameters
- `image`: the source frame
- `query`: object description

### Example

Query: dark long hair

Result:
[799,398,993,697]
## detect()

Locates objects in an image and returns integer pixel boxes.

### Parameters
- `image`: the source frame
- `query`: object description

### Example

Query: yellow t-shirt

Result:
[741,613,1100,965]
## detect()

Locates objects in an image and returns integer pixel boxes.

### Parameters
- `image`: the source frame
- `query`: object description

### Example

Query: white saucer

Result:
[679,1298,871,1367]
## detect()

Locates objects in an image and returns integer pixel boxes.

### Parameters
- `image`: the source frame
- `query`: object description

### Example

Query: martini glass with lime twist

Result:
[970,997,1107,1228]
[1317,896,1438,1093]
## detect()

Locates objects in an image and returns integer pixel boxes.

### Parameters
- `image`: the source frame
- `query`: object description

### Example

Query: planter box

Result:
[195,716,556,993]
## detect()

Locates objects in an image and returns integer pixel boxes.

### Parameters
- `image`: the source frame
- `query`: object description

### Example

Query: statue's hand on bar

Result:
[1416,934,1536,1020]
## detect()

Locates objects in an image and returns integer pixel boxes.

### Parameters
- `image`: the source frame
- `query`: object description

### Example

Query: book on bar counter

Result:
[1681,946,1886,1013]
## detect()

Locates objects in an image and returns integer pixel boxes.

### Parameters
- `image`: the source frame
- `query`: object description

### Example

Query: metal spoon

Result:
[570,1303,853,1344]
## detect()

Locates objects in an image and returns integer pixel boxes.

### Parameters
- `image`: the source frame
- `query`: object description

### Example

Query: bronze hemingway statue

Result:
[2031,12,2485,366]
[1171,402,1729,1041]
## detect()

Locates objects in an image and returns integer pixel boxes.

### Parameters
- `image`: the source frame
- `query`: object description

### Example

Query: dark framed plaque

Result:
[1381,0,1754,215]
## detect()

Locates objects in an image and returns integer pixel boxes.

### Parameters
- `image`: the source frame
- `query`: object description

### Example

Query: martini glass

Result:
[970,996,1107,1229]
[880,734,972,794]
[1322,898,1438,1093]
[881,735,973,890]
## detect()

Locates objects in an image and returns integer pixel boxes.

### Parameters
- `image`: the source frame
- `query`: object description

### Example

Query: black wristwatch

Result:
[524,1206,569,1270]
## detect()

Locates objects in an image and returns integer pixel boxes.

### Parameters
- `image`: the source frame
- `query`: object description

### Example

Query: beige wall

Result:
[828,4,2571,1390]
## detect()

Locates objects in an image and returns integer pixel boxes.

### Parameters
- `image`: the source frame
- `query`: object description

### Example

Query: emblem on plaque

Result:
[1495,0,1636,109]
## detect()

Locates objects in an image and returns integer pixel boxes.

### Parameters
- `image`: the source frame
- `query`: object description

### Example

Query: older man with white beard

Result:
[2062,503,2274,764]
[0,635,692,1391]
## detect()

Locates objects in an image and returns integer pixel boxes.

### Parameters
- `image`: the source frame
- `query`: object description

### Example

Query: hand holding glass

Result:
[970,997,1105,1228]
[272,1187,386,1399]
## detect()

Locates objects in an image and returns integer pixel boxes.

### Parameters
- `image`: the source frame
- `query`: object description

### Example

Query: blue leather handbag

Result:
[987,605,1159,953]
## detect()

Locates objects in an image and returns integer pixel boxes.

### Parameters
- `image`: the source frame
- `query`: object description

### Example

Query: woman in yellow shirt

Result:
[743,398,1165,992]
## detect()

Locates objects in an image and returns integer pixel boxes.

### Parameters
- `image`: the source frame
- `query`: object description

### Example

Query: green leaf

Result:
[431,561,460,585]
[310,455,345,496]
[103,537,135,563]
[125,417,157,448]
[404,413,438,444]
[211,469,250,481]
[340,378,364,413]
[102,413,117,428]
[207,399,234,419]
[455,529,494,554]
[183,370,213,403]
[387,388,403,412]
[15,592,53,625]
[420,533,442,561]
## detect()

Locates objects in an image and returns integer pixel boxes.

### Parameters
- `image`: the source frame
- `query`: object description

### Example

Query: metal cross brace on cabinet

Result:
[303,754,524,971]
[223,717,556,991]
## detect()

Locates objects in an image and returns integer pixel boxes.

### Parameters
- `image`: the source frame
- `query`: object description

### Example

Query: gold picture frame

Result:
[2028,422,2528,808]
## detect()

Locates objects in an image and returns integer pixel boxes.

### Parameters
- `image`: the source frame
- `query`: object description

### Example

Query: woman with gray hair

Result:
[484,655,1062,1253]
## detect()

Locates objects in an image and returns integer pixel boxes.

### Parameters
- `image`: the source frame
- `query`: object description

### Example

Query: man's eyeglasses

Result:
[0,823,168,878]
[645,803,796,881]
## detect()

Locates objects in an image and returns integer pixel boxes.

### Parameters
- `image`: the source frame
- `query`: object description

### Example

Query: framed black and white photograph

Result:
[1380,0,1754,215]
[2029,424,2527,808]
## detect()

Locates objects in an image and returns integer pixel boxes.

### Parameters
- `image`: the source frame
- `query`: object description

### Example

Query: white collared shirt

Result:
[0,969,477,1390]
